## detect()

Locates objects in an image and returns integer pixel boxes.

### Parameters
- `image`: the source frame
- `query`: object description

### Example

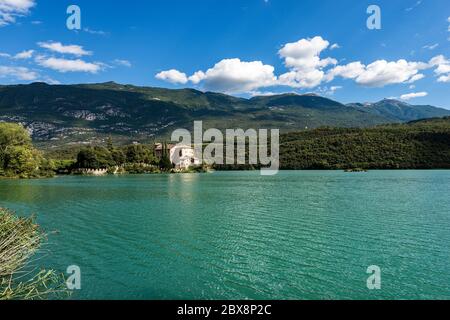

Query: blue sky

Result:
[0,0,449,108]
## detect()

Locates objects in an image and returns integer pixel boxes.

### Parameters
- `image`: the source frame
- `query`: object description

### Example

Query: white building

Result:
[170,145,201,170]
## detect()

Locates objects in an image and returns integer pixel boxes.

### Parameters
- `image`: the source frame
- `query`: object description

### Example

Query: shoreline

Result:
[3,168,450,181]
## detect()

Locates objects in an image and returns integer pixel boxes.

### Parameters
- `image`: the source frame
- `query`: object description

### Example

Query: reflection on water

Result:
[0,171,449,300]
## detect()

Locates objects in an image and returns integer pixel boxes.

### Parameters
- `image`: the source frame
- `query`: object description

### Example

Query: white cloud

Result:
[0,65,38,81]
[277,36,337,89]
[113,59,132,67]
[400,92,428,100]
[278,36,337,71]
[14,49,33,59]
[36,56,102,73]
[328,85,342,94]
[155,69,188,84]
[188,58,277,93]
[249,90,281,97]
[327,59,428,87]
[437,74,450,82]
[278,69,324,88]
[423,43,439,50]
[0,0,35,26]
[156,35,447,94]
[330,43,340,50]
[429,55,450,82]
[405,0,422,12]
[0,52,11,58]
[188,71,206,84]
[38,41,92,56]
[83,28,108,36]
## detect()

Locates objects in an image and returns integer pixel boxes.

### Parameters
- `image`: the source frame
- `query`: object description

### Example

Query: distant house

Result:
[155,143,201,170]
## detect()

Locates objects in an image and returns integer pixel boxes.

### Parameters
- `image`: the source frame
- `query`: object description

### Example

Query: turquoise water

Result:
[0,171,449,300]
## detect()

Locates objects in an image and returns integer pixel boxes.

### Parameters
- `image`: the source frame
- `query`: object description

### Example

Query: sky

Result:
[0,0,449,108]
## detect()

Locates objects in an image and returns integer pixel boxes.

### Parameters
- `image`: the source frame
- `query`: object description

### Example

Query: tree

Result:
[76,148,98,169]
[125,145,155,164]
[111,149,126,166]
[159,142,173,170]
[106,136,114,152]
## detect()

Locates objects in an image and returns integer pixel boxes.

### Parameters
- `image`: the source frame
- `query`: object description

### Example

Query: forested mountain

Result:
[1,82,449,147]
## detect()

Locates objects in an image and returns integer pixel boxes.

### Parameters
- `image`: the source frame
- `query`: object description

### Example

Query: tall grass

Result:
[0,208,67,300]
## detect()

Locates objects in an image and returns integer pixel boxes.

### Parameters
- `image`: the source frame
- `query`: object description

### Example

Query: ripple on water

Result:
[0,171,449,299]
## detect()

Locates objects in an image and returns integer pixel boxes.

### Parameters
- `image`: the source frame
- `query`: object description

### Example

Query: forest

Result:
[1,117,449,178]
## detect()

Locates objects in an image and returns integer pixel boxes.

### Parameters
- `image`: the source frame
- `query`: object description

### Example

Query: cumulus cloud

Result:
[36,56,102,73]
[277,36,337,88]
[327,59,428,87]
[0,65,38,81]
[156,35,447,94]
[278,36,335,70]
[38,41,92,56]
[400,92,428,100]
[14,49,33,59]
[157,59,277,93]
[155,69,188,84]
[0,0,35,26]
[189,59,276,93]
[188,71,206,84]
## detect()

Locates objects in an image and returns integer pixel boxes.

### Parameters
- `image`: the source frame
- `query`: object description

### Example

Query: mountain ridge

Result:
[0,82,449,147]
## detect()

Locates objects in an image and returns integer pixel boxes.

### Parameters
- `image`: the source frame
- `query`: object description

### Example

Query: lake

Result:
[0,171,449,300]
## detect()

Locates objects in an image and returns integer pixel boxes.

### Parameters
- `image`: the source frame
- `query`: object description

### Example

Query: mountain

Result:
[0,82,449,147]
[347,99,450,122]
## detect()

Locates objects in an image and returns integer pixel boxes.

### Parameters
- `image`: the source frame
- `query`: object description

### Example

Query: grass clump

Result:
[0,208,67,300]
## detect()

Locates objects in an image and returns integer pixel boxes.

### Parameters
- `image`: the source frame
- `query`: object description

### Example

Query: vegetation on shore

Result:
[0,208,66,300]
[279,117,450,170]
[1,117,449,178]
[214,117,450,170]
[0,123,54,179]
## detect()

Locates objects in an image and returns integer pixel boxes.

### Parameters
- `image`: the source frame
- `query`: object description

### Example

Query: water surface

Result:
[0,171,449,299]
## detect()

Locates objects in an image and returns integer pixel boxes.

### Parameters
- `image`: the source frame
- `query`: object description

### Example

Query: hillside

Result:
[0,82,449,148]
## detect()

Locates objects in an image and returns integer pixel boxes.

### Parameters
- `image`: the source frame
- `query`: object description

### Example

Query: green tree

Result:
[125,145,155,164]
[0,123,50,178]
[106,136,114,152]
[76,148,99,169]
[111,149,126,166]
[159,143,173,170]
